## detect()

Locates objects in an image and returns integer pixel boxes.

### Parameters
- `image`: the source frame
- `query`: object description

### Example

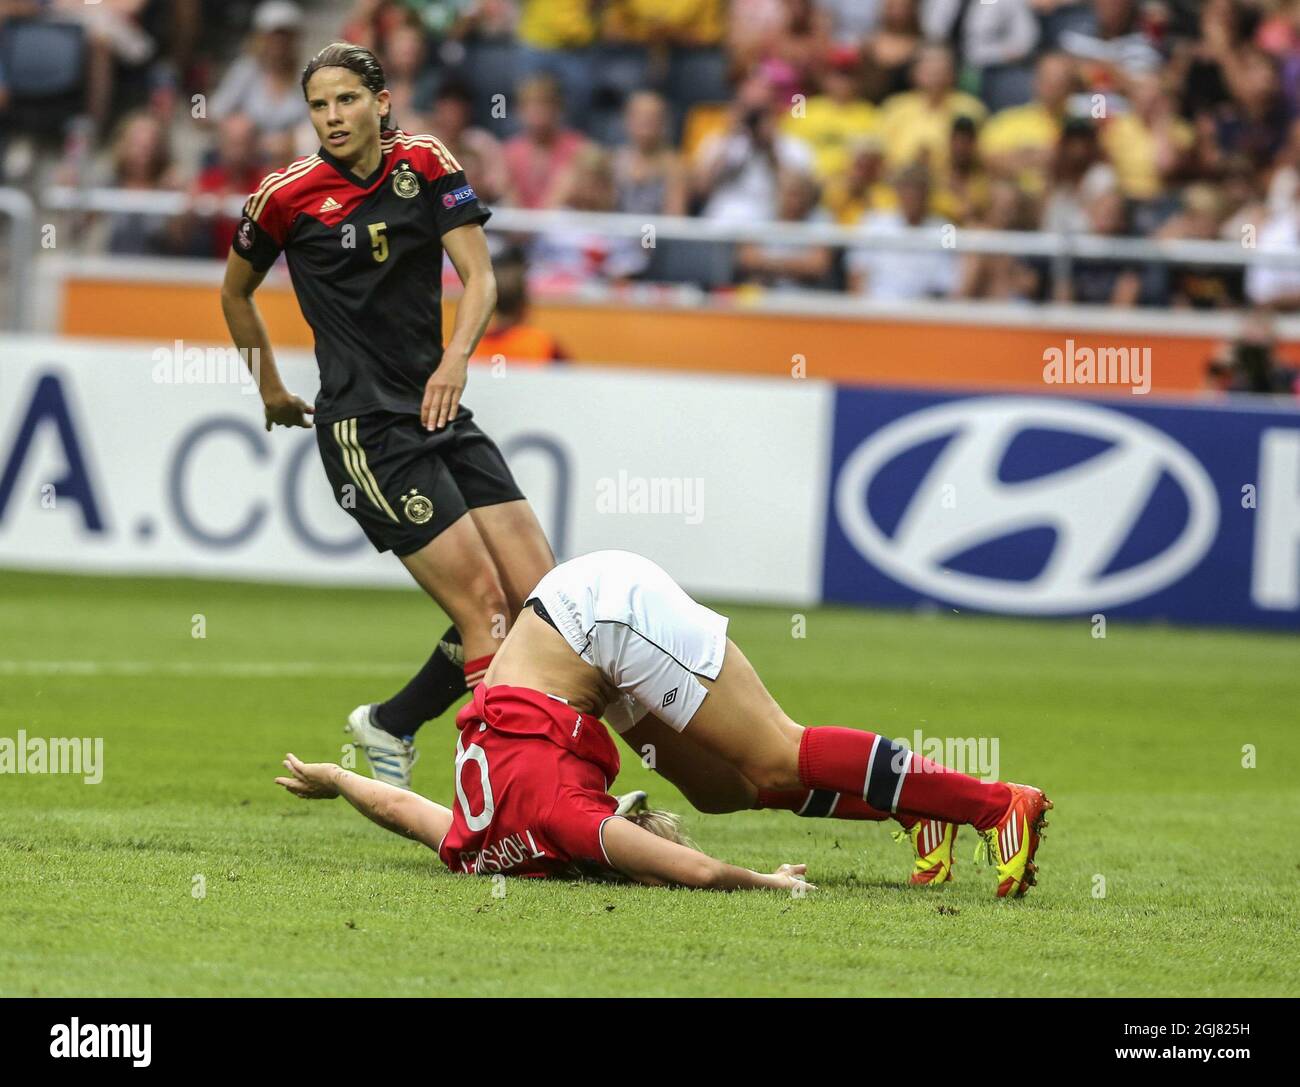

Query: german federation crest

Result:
[392,160,420,198]
[401,489,433,524]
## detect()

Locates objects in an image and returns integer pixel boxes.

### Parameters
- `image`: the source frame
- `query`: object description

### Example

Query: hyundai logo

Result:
[834,398,1219,613]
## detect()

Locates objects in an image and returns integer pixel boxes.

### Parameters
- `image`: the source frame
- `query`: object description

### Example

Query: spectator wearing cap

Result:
[846,163,958,301]
[780,44,879,182]
[878,44,986,176]
[980,53,1077,195]
[208,2,306,137]
[502,73,590,209]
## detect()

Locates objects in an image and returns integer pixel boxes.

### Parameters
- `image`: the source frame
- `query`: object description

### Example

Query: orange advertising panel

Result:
[60,277,1279,395]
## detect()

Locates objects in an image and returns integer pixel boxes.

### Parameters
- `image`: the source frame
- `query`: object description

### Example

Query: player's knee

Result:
[736,722,803,792]
[441,560,509,634]
[737,749,798,793]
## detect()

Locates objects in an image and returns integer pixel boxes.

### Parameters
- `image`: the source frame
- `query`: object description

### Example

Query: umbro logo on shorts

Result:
[662,688,678,709]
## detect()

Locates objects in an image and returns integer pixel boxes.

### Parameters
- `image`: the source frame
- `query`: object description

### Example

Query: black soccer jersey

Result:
[231,129,491,423]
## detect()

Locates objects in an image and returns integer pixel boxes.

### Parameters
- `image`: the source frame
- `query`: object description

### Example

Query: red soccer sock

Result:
[797,727,1010,830]
[754,788,891,821]
[463,653,494,690]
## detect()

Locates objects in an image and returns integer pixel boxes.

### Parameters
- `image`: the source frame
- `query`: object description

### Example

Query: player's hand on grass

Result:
[422,355,467,431]
[263,390,314,431]
[275,753,341,799]
[771,863,814,892]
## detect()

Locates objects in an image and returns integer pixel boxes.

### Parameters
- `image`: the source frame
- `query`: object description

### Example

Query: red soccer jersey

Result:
[439,685,622,878]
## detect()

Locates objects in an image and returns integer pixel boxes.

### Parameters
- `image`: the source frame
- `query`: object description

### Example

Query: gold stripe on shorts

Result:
[334,419,399,522]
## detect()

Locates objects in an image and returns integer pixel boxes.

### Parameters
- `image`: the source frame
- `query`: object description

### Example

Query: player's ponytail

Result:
[300,41,395,131]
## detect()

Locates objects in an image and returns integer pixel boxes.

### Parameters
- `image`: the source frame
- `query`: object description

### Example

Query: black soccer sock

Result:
[374,625,467,736]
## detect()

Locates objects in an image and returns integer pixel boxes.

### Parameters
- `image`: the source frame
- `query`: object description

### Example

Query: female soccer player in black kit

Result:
[221,42,554,789]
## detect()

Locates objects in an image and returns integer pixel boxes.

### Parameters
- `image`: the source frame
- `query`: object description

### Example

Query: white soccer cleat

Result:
[614,790,648,816]
[344,704,419,791]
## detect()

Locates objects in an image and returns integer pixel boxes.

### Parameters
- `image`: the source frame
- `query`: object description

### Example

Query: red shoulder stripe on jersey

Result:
[382,131,462,175]
[248,155,325,222]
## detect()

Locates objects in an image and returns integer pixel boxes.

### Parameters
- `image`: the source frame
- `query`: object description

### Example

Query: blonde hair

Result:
[626,807,696,850]
[563,807,695,883]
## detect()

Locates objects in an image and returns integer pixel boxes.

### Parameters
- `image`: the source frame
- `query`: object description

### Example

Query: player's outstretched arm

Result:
[600,816,812,892]
[274,753,452,850]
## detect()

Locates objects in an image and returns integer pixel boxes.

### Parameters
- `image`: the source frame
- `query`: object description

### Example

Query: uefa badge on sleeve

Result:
[392,160,420,199]
[401,490,433,524]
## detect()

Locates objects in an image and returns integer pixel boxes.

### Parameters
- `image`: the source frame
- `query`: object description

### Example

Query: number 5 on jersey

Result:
[369,222,389,262]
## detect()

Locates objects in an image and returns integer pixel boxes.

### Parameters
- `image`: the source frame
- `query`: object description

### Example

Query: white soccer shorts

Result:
[526,550,729,734]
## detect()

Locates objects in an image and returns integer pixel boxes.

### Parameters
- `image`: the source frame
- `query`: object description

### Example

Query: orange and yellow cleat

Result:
[894,817,958,884]
[976,783,1053,898]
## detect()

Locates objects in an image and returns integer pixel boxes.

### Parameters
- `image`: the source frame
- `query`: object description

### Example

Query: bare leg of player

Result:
[619,715,759,814]
[343,512,515,788]
[466,499,556,616]
[681,639,1014,835]
[618,714,898,824]
[399,512,511,664]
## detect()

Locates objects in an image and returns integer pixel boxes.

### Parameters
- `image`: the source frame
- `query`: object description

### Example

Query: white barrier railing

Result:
[0,187,37,331]
[36,184,1300,268]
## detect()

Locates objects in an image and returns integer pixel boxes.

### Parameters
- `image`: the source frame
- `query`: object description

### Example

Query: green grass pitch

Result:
[1,568,1296,997]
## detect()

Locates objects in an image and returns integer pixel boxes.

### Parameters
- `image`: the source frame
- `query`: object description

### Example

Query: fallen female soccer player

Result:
[274,732,811,891]
[486,549,1052,898]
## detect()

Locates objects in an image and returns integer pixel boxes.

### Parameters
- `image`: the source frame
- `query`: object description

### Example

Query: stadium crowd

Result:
[2,0,1300,327]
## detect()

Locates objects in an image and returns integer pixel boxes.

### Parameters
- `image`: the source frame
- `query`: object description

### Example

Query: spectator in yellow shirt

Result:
[932,116,992,225]
[878,45,987,175]
[602,0,726,46]
[822,135,897,224]
[781,45,880,181]
[980,52,1077,193]
[518,0,597,49]
[1100,71,1194,199]
[517,0,598,125]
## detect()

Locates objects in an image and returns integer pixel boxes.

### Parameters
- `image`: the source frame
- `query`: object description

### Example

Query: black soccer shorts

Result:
[315,407,525,556]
